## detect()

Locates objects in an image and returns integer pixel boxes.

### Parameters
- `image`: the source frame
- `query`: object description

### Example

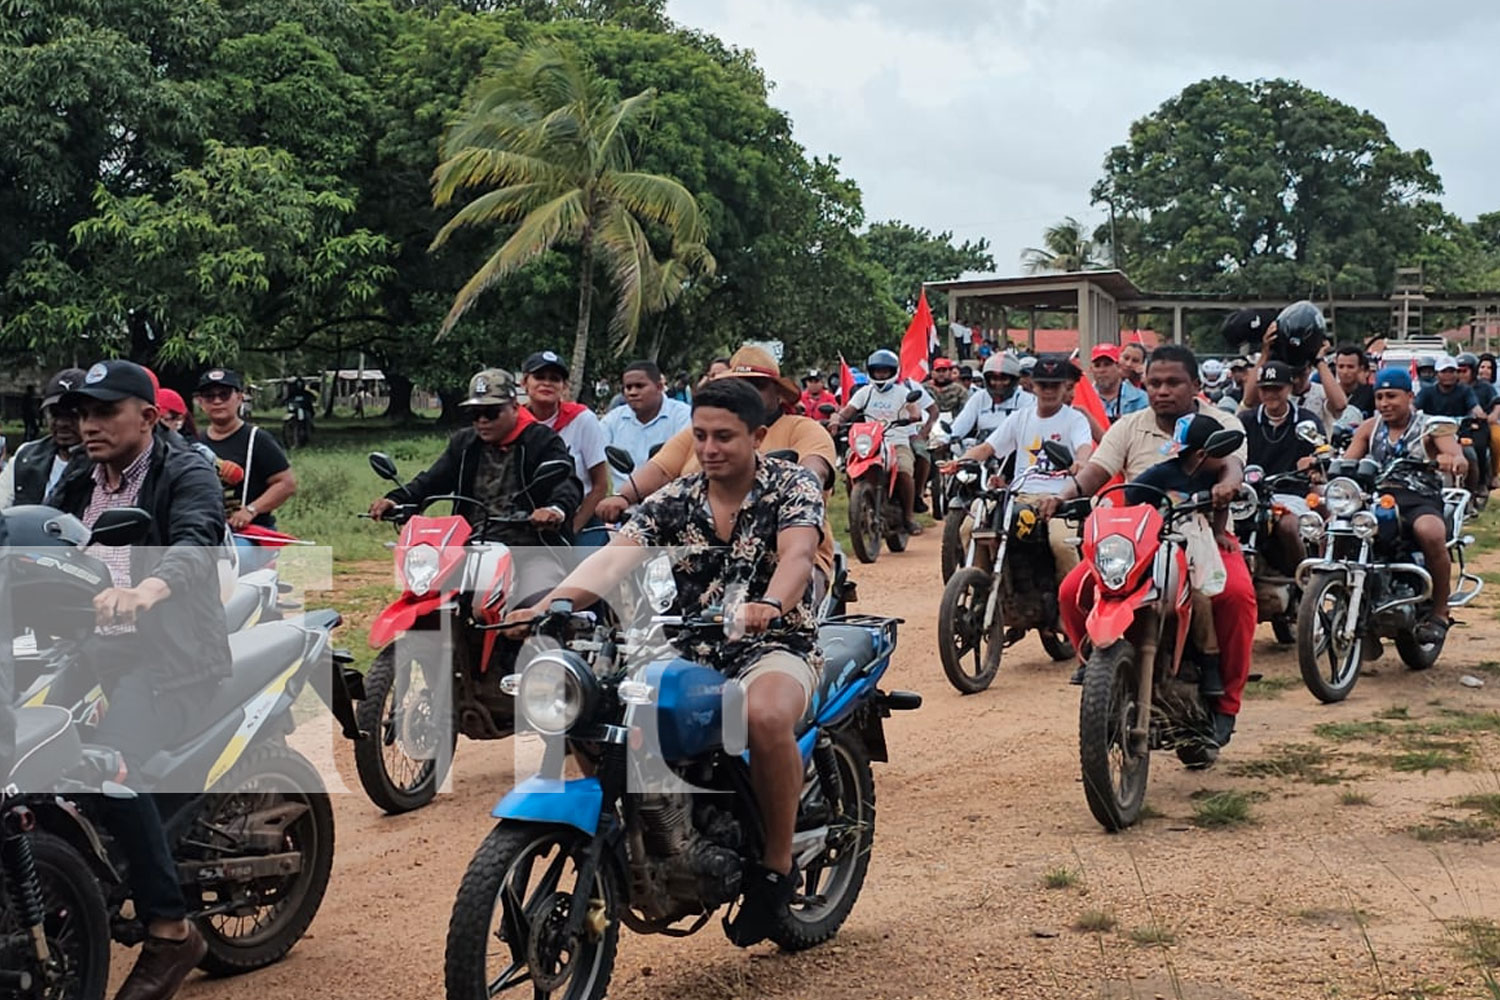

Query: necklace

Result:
[1257,405,1292,444]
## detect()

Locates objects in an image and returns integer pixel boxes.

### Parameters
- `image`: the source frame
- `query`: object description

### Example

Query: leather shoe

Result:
[114,924,206,1000]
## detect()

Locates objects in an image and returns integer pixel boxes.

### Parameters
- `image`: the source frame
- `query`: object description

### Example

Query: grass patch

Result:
[1409,817,1497,843]
[1471,661,1500,677]
[1413,710,1500,737]
[1377,705,1411,720]
[1042,866,1081,890]
[1229,743,1337,784]
[1128,923,1176,946]
[1072,909,1116,933]
[1444,917,1500,967]
[1339,789,1374,806]
[1456,794,1500,819]
[1315,720,1393,742]
[1392,748,1470,773]
[1244,674,1298,700]
[1192,790,1255,828]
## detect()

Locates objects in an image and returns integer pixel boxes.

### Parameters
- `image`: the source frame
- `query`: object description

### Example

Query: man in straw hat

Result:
[596,344,839,606]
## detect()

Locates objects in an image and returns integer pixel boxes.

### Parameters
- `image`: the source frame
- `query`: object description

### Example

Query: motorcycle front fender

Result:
[845,453,879,482]
[492,776,603,837]
[367,593,446,648]
[1085,586,1155,650]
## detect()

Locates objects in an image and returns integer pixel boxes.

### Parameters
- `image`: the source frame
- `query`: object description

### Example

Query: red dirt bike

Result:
[1046,430,1245,832]
[348,451,574,814]
[840,389,923,564]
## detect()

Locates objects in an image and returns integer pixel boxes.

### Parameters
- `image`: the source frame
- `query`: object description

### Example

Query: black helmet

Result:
[1270,301,1326,367]
[1457,352,1480,371]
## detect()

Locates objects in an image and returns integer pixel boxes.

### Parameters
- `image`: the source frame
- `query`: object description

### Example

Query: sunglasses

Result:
[197,388,235,402]
[468,405,505,422]
[984,376,1013,385]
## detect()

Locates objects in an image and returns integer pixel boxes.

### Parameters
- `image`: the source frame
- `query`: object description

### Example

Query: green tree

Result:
[862,221,993,315]
[430,41,714,384]
[1093,78,1442,296]
[1022,216,1103,274]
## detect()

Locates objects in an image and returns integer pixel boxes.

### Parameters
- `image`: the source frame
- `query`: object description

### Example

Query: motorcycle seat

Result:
[6,705,82,790]
[195,622,309,727]
[224,581,265,632]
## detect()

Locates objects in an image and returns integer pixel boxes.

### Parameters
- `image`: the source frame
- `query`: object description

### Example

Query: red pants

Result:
[1058,540,1255,716]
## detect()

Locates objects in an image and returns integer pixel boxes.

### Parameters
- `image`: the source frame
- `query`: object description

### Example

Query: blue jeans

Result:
[573,517,610,551]
[235,536,277,574]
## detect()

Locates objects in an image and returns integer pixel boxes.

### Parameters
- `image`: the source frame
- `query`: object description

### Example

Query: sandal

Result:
[1414,615,1451,647]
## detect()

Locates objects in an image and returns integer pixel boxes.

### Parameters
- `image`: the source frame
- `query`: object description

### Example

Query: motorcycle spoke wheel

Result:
[0,833,110,1000]
[446,826,617,1000]
[355,647,455,814]
[938,568,1001,694]
[1297,572,1362,703]
[1078,642,1150,831]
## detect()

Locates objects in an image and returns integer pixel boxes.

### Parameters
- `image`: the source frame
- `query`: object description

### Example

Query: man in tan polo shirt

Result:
[1040,344,1254,749]
[597,345,838,601]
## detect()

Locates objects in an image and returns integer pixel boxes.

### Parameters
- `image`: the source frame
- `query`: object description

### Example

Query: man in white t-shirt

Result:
[520,351,609,546]
[828,349,926,534]
[946,355,1093,576]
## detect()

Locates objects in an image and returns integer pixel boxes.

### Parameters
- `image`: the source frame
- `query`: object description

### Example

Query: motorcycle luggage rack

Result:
[823,612,902,647]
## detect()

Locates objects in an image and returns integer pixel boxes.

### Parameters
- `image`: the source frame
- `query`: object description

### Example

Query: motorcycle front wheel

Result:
[940,510,968,583]
[0,831,111,1000]
[1078,641,1150,832]
[354,645,458,814]
[1297,570,1363,703]
[445,824,620,1000]
[847,481,882,564]
[937,567,1004,694]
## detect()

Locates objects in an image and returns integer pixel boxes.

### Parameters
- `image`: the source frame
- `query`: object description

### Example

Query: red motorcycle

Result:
[841,389,922,564]
[349,451,574,814]
[1044,430,1244,831]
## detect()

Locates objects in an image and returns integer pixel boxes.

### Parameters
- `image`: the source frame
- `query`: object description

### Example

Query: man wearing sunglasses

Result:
[368,368,582,599]
[195,368,297,572]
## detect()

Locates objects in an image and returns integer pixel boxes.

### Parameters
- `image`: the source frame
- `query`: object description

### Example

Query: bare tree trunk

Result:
[568,223,596,386]
[384,372,415,422]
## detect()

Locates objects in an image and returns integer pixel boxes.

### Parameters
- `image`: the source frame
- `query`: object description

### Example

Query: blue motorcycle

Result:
[443,604,919,1000]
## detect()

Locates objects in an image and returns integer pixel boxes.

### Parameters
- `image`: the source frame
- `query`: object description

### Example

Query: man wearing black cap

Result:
[195,368,298,572]
[520,350,609,546]
[50,359,232,1000]
[1238,360,1323,574]
[0,366,88,506]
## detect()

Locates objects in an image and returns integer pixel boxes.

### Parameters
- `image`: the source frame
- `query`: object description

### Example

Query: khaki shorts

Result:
[891,440,915,477]
[738,649,819,712]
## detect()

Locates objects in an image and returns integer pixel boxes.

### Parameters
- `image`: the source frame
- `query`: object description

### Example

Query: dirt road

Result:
[177,530,1500,1000]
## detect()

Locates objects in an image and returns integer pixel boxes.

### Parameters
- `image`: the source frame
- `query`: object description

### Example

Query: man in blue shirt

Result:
[600,360,692,487]
[1089,344,1148,421]
[1415,355,1485,419]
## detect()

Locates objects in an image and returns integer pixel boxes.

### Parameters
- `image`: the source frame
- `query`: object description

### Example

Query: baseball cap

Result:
[42,367,88,409]
[521,350,568,377]
[1435,355,1458,373]
[197,367,245,392]
[459,368,518,406]
[931,357,956,372]
[804,368,825,381]
[1258,360,1294,386]
[1162,413,1220,457]
[1375,368,1413,393]
[1091,344,1122,364]
[1228,356,1251,371]
[156,387,188,416]
[1031,355,1076,383]
[63,360,157,406]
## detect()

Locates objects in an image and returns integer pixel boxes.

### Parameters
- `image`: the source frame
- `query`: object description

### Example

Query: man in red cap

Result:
[926,356,969,415]
[1090,344,1148,422]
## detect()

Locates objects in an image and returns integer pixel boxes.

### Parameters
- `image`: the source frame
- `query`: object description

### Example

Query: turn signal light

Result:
[1306,492,1321,508]
[1378,494,1396,510]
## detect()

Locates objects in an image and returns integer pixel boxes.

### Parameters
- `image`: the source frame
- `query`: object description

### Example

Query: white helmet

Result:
[1200,358,1226,386]
[982,353,1022,378]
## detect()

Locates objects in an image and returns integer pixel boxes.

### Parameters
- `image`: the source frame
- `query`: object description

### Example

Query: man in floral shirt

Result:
[507,377,823,947]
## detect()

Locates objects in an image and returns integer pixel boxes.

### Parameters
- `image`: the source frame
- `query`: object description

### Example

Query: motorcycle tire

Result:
[0,831,111,1000]
[770,729,875,951]
[937,567,1004,694]
[445,823,620,1000]
[885,524,909,553]
[929,464,947,519]
[940,510,967,583]
[193,744,334,975]
[1297,570,1363,704]
[847,481,882,564]
[1078,641,1150,832]
[1395,629,1442,672]
[354,646,458,815]
[1040,630,1075,662]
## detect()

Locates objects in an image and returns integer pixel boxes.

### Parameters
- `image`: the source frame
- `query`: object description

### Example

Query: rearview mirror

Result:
[905,389,923,403]
[529,459,573,494]
[369,452,400,483]
[1041,440,1074,471]
[1295,421,1324,445]
[605,446,635,476]
[88,507,153,547]
[818,403,836,415]
[1203,428,1246,459]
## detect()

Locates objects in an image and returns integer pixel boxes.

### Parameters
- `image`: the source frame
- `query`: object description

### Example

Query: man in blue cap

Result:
[1343,367,1468,644]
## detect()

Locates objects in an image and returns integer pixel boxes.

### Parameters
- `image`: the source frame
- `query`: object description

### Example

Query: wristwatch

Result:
[244,503,259,517]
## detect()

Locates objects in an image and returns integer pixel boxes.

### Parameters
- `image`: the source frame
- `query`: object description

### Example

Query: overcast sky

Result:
[667,0,1497,278]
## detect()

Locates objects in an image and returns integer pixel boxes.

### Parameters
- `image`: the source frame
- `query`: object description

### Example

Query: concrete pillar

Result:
[1172,305,1184,345]
[945,288,958,359]
[1076,284,1092,357]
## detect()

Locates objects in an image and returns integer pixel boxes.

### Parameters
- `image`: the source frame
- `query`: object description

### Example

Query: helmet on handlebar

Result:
[866,349,900,388]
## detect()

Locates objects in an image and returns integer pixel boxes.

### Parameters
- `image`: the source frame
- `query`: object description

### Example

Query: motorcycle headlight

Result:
[956,468,978,484]
[1094,534,1136,591]
[1324,477,1363,518]
[402,543,441,596]
[516,651,597,736]
[645,553,677,612]
[853,433,876,458]
[1350,510,1378,540]
[1229,492,1258,522]
[1298,512,1326,542]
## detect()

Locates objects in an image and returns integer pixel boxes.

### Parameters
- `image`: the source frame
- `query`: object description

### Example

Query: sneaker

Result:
[914,497,929,514]
[1414,615,1451,648]
[905,519,924,536]
[723,862,798,948]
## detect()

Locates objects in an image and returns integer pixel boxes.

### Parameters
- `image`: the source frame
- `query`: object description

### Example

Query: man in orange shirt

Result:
[597,345,838,602]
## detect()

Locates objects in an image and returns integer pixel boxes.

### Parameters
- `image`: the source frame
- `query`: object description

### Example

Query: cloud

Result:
[669,0,1500,277]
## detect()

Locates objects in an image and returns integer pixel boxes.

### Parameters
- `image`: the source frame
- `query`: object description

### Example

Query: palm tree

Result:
[1021,216,1104,274]
[430,43,714,383]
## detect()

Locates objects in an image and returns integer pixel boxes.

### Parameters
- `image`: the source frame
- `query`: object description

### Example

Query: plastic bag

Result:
[1181,516,1228,597]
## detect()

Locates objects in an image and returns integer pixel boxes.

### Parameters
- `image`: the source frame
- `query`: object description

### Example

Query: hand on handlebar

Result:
[368,497,398,521]
[731,600,781,639]
[1210,481,1240,508]
[1036,495,1064,521]
[499,605,541,638]
[1438,451,1469,480]
[596,494,631,524]
[530,506,565,529]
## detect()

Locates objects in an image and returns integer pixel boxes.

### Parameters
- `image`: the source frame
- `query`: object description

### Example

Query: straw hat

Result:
[715,345,801,407]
